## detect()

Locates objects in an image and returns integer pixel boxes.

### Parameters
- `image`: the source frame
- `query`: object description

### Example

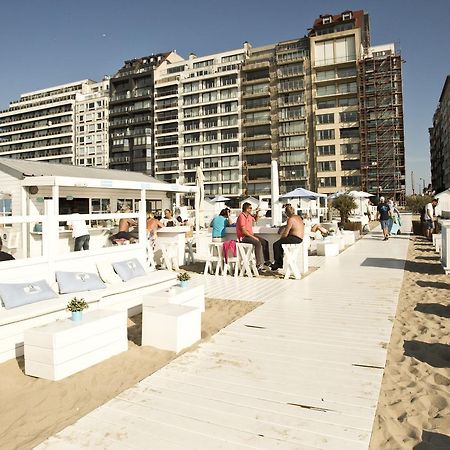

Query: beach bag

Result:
[390,222,399,235]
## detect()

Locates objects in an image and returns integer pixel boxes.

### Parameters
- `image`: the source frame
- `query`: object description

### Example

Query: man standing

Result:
[236,202,270,271]
[67,210,90,251]
[376,197,391,241]
[424,198,439,241]
[271,205,304,270]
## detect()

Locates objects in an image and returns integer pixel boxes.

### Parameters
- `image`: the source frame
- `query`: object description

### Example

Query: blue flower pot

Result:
[71,311,83,321]
[179,280,188,289]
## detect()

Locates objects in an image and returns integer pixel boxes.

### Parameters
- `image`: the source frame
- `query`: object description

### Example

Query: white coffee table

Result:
[143,284,205,312]
[24,310,127,381]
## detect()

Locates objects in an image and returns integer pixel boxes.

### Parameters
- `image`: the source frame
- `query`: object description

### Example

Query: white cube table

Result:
[330,235,345,251]
[24,310,127,381]
[144,285,205,312]
[341,230,356,246]
[316,240,339,257]
[142,304,201,352]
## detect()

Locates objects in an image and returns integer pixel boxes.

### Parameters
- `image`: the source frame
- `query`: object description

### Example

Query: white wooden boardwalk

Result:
[36,225,411,450]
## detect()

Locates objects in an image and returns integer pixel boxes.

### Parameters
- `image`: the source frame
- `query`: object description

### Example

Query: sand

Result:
[0,298,260,450]
[370,236,450,449]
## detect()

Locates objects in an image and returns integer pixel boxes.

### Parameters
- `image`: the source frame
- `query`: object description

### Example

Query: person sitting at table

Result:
[236,202,270,272]
[271,205,304,271]
[211,208,231,242]
[160,209,177,227]
[111,207,138,242]
[146,212,164,249]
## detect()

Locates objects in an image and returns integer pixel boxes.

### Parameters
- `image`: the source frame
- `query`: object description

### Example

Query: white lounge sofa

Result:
[0,246,177,363]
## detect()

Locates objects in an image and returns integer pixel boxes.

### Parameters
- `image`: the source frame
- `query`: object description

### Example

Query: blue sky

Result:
[1,0,449,193]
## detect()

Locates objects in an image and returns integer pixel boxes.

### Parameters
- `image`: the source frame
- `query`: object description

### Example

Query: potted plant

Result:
[332,195,357,227]
[177,271,191,288]
[66,297,89,321]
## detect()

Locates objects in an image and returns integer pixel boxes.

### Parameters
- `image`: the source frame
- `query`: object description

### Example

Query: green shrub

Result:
[405,195,433,214]
[331,195,357,224]
[66,297,89,312]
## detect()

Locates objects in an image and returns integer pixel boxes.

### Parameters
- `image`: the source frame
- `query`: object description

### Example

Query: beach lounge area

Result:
[1,213,448,449]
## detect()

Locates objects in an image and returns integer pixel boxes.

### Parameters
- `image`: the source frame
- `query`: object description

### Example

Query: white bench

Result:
[24,310,127,381]
[0,246,177,363]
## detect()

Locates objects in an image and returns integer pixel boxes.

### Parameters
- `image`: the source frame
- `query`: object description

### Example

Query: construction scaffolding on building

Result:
[358,50,406,204]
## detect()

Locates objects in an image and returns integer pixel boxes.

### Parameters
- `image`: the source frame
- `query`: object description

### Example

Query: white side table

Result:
[143,285,205,312]
[24,310,127,381]
[142,304,201,352]
[316,240,339,257]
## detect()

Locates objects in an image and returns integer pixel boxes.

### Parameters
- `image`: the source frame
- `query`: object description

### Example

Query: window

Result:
[280,135,306,149]
[322,16,332,24]
[317,129,335,140]
[337,82,357,94]
[340,111,358,122]
[316,69,335,81]
[317,99,336,109]
[318,161,336,171]
[341,143,359,154]
[193,59,214,69]
[280,120,305,134]
[340,127,359,138]
[316,113,334,124]
[338,97,358,107]
[317,145,335,156]
[341,160,360,170]
[116,199,133,212]
[316,84,336,96]
[0,197,12,226]
[319,177,336,187]
[342,12,352,20]
[279,150,307,164]
[342,175,360,186]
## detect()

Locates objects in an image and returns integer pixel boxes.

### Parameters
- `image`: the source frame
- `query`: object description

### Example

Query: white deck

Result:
[36,223,411,450]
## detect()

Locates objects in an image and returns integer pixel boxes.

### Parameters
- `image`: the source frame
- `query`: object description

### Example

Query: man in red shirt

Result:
[236,202,270,270]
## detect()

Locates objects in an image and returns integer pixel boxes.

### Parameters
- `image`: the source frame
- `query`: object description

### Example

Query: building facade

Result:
[430,76,450,192]
[74,78,110,168]
[109,52,183,174]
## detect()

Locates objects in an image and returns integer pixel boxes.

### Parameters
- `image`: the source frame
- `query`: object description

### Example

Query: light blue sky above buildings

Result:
[1,0,449,193]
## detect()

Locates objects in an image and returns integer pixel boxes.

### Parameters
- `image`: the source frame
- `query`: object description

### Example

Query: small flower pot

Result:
[179,280,188,289]
[71,311,83,321]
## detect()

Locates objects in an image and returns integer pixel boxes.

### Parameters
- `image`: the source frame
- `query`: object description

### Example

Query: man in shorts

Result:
[377,197,391,241]
[424,198,439,241]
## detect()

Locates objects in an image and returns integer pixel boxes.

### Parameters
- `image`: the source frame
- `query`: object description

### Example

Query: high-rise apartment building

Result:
[109,52,183,174]
[0,80,92,164]
[154,48,245,198]
[430,76,450,192]
[75,78,110,167]
[0,79,111,167]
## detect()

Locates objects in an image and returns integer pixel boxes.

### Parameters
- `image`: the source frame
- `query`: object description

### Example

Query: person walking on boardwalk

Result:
[376,197,391,241]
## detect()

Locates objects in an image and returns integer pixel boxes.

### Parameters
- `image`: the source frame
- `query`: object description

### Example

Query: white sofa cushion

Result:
[96,261,122,284]
[112,258,146,281]
[56,271,106,294]
[0,280,58,310]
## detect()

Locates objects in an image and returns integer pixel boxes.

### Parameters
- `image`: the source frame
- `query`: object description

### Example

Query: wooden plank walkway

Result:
[36,224,411,450]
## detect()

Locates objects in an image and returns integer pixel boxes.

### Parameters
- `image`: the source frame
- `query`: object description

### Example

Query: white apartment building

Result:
[0,79,110,168]
[154,46,247,199]
[75,78,110,167]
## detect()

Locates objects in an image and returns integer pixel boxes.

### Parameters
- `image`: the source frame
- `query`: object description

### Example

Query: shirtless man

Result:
[114,208,138,241]
[271,205,304,270]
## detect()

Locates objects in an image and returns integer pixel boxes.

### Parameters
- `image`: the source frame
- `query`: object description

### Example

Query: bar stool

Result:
[222,241,239,277]
[160,242,180,271]
[204,242,223,275]
[184,238,195,265]
[236,243,259,277]
[282,244,302,280]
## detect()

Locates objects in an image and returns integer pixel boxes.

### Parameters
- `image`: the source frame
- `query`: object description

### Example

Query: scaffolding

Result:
[358,52,406,204]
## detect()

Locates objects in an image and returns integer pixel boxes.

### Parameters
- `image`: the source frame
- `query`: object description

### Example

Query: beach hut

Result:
[0,158,196,259]
[435,188,450,216]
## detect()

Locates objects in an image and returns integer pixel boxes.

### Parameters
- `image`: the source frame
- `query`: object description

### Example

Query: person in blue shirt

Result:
[211,208,231,242]
[376,196,392,241]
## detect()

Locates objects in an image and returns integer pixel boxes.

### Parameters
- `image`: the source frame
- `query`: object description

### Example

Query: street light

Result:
[419,178,425,195]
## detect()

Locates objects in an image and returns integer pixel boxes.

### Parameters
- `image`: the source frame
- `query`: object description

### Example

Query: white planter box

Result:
[316,240,339,257]
[24,310,127,381]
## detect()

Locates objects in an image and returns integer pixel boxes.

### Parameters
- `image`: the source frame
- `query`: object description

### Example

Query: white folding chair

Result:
[236,243,259,278]
[282,244,302,280]
[160,242,180,271]
[204,242,223,276]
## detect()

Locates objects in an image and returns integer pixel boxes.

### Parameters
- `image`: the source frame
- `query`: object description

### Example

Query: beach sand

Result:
[0,298,260,450]
[370,236,450,449]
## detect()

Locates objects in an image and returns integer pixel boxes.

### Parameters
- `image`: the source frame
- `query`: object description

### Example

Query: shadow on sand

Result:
[415,303,450,319]
[404,340,450,368]
[416,280,450,290]
[414,430,450,449]
[361,258,444,275]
